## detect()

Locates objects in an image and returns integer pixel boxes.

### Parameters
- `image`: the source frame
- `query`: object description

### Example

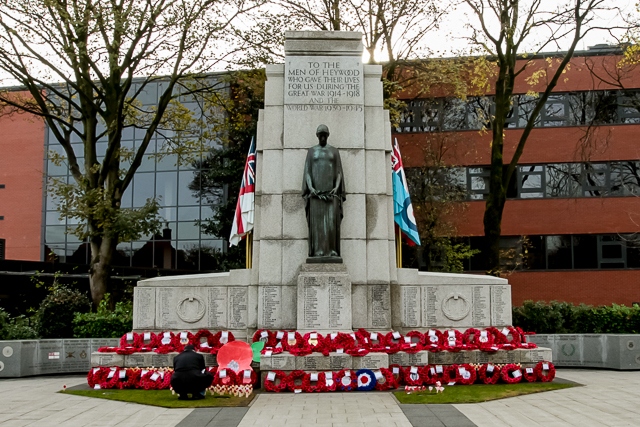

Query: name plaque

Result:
[297,264,351,331]
[285,56,363,108]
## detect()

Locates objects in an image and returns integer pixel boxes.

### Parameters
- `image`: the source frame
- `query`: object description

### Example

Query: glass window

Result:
[442,98,468,130]
[518,165,544,198]
[45,225,67,243]
[135,82,159,105]
[582,163,609,197]
[545,163,580,197]
[468,167,490,200]
[624,234,640,268]
[611,161,640,196]
[177,221,200,240]
[397,101,426,132]
[541,94,568,126]
[547,235,572,269]
[599,235,626,269]
[522,235,546,270]
[617,91,640,123]
[573,235,598,269]
[132,172,155,207]
[466,97,493,130]
[516,94,539,127]
[156,171,177,207]
[178,170,200,205]
[121,184,133,208]
[45,211,65,225]
[159,206,177,222]
[176,241,201,271]
[178,206,201,221]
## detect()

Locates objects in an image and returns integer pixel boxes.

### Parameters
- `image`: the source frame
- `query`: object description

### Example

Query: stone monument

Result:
[132,31,512,337]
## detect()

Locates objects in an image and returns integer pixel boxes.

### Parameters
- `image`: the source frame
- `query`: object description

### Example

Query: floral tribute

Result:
[86,366,257,391]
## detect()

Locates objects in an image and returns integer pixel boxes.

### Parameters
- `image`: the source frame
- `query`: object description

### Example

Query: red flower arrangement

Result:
[263,370,288,392]
[238,369,257,385]
[462,328,482,350]
[327,332,355,353]
[170,331,196,353]
[87,367,110,388]
[302,332,329,356]
[522,366,538,382]
[419,365,436,385]
[213,368,237,387]
[501,364,523,384]
[97,346,118,353]
[193,329,216,352]
[253,329,276,347]
[335,369,357,391]
[401,331,425,353]
[374,368,398,390]
[493,326,521,350]
[367,331,386,352]
[140,369,170,390]
[443,364,461,384]
[456,364,477,385]
[301,372,326,392]
[441,330,464,352]
[119,332,138,349]
[535,361,556,382]
[384,331,403,354]
[286,370,307,392]
[402,366,424,386]
[210,331,235,354]
[281,331,304,352]
[323,372,337,392]
[424,329,443,351]
[478,363,500,384]
[118,368,142,389]
[155,331,177,354]
[389,364,404,386]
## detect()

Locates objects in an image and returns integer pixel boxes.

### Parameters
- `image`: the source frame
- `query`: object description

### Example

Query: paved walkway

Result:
[1,369,640,426]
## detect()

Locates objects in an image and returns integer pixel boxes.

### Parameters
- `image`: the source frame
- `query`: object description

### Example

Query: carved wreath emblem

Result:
[176,296,206,323]
[441,292,471,321]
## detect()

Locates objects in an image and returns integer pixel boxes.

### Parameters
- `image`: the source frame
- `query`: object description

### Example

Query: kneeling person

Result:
[171,344,213,400]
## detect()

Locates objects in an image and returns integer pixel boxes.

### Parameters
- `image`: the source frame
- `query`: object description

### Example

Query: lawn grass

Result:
[394,382,577,404]
[62,389,255,408]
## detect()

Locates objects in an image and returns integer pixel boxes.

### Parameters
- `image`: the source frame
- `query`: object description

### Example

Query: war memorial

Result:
[0,32,568,390]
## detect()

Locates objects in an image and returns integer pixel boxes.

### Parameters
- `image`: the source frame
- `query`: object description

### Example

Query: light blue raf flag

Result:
[391,138,420,246]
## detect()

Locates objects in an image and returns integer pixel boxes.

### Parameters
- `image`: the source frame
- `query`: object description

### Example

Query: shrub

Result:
[0,307,38,340]
[514,300,640,334]
[73,294,133,338]
[34,284,91,338]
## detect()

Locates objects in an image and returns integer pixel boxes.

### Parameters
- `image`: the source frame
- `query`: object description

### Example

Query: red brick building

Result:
[0,107,45,261]
[395,46,640,306]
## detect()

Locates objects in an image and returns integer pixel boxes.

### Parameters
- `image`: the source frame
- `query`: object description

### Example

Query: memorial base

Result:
[297,263,351,332]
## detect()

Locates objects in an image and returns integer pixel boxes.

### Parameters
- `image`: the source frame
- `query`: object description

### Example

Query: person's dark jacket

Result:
[170,348,213,395]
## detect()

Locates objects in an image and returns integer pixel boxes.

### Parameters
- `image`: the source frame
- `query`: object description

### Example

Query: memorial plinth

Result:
[132,30,512,339]
[297,263,351,332]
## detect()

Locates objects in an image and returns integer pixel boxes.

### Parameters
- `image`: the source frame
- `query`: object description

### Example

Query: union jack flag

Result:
[229,137,256,246]
[391,138,420,246]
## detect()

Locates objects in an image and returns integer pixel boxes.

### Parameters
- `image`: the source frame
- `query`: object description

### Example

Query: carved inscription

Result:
[207,288,227,328]
[158,288,177,329]
[261,286,280,328]
[402,286,420,327]
[229,287,248,329]
[370,285,390,328]
[298,270,350,330]
[285,57,363,106]
[471,286,489,327]
[490,286,510,326]
[133,288,155,329]
[422,286,438,327]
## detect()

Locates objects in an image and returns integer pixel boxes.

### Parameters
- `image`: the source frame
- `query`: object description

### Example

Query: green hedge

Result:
[513,300,640,334]
[73,294,133,339]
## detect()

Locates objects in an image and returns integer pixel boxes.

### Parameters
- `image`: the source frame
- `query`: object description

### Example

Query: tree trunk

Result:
[89,237,116,307]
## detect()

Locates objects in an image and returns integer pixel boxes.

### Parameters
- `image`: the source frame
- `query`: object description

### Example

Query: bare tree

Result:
[0,0,258,305]
[463,0,623,274]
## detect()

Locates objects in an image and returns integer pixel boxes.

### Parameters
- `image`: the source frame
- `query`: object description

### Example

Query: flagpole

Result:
[246,231,253,269]
[396,226,402,268]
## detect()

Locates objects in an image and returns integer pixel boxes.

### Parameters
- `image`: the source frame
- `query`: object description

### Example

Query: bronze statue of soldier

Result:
[301,124,346,263]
